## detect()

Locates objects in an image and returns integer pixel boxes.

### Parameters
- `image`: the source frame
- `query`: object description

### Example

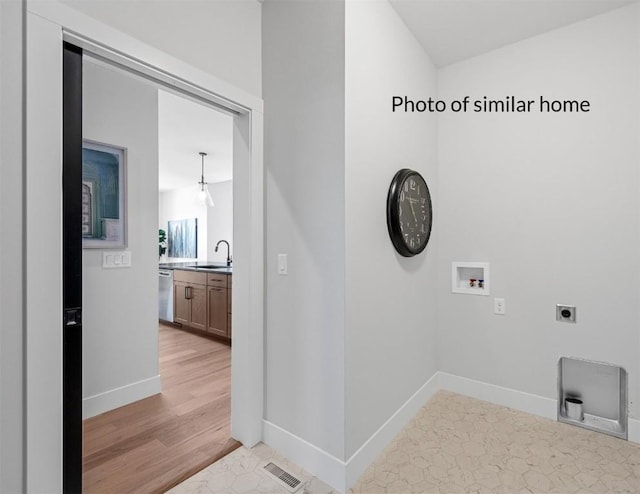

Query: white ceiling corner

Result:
[388,0,640,67]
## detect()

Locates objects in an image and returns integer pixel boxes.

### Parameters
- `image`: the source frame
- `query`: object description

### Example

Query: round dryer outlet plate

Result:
[556,304,576,323]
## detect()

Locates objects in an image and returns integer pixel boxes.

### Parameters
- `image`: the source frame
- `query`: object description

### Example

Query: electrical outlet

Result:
[494,298,505,315]
[556,304,576,323]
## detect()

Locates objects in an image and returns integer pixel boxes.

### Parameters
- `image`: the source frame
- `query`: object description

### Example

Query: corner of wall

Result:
[262,0,346,467]
[344,0,439,465]
[345,372,440,489]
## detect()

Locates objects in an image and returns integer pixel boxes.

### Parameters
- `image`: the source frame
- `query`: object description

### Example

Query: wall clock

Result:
[386,168,433,257]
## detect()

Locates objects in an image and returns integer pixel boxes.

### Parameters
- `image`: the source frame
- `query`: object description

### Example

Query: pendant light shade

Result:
[198,186,214,207]
[197,152,214,207]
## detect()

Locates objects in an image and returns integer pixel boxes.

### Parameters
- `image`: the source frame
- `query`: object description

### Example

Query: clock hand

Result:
[409,199,417,222]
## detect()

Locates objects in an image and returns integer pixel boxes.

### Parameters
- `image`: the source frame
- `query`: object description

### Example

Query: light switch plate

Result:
[278,254,288,275]
[494,298,506,315]
[103,250,131,269]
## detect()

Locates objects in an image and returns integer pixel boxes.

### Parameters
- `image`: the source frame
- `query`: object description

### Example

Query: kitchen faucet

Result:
[215,240,232,266]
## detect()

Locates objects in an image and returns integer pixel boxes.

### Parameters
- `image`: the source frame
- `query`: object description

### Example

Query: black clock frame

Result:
[386,168,433,257]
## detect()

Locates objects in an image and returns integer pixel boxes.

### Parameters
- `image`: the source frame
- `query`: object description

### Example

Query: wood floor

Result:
[83,323,239,493]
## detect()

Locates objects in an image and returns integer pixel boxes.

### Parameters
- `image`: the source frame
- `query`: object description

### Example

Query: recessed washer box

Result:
[558,357,627,439]
[451,261,489,295]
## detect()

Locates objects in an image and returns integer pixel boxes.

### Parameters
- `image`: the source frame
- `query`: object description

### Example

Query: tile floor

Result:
[167,442,336,494]
[351,391,640,493]
[170,391,640,493]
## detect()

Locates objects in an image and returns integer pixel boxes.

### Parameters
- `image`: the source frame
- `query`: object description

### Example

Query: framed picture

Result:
[168,218,198,258]
[82,140,127,248]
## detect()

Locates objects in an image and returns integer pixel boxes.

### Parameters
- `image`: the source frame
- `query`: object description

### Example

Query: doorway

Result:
[27,7,264,490]
[74,53,241,490]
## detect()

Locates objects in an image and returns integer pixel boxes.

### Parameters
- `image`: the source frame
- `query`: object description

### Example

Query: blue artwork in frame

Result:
[168,218,198,258]
[82,140,127,248]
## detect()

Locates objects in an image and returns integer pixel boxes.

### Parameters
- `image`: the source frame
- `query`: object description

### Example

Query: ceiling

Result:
[389,0,639,67]
[158,90,233,192]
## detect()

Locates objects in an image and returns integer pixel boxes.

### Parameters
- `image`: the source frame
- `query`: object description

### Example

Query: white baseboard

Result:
[438,372,557,420]
[628,418,640,443]
[345,372,439,488]
[82,374,161,419]
[264,372,638,493]
[439,372,640,445]
[262,419,347,493]
[262,372,440,494]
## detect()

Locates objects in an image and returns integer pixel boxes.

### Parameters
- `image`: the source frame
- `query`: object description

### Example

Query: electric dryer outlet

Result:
[556,304,576,323]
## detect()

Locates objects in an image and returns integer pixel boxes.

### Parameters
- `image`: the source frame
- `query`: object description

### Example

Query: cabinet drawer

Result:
[174,269,207,285]
[207,272,228,288]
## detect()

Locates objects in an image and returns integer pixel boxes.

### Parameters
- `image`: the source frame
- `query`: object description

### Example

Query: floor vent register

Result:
[261,461,303,492]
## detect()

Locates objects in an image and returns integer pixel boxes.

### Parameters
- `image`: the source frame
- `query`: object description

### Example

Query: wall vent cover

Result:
[261,461,303,492]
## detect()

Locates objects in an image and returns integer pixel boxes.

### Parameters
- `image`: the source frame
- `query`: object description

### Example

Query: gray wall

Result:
[0,1,24,491]
[263,1,346,460]
[344,0,439,459]
[82,60,160,413]
[437,4,640,413]
[262,0,440,464]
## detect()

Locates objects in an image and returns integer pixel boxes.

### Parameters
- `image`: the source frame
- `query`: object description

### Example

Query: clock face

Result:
[387,169,432,257]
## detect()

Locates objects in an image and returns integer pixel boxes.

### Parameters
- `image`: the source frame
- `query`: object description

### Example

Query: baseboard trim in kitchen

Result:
[82,374,161,419]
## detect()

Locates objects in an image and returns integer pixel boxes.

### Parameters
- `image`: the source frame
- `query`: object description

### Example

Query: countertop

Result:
[159,262,232,274]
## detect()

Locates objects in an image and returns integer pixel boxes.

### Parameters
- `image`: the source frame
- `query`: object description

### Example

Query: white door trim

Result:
[26,2,264,491]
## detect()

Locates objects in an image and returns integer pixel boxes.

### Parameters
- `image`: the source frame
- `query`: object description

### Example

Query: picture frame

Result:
[82,140,127,248]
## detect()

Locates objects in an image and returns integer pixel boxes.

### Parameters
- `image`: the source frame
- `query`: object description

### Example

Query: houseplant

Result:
[159,229,167,258]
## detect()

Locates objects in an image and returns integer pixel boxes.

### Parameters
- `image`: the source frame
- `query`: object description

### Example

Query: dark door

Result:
[62,41,83,494]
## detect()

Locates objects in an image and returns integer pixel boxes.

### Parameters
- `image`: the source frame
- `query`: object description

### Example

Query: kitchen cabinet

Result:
[174,270,207,331]
[207,286,228,337]
[173,268,232,341]
[207,272,229,338]
[173,281,190,325]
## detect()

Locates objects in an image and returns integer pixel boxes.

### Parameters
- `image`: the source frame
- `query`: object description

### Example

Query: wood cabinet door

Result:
[174,281,191,325]
[189,284,207,331]
[207,287,228,337]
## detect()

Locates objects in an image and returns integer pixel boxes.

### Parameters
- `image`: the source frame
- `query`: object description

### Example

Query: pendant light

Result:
[197,152,214,207]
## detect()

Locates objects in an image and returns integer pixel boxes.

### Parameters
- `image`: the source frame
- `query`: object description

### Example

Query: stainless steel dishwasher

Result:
[159,269,174,322]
